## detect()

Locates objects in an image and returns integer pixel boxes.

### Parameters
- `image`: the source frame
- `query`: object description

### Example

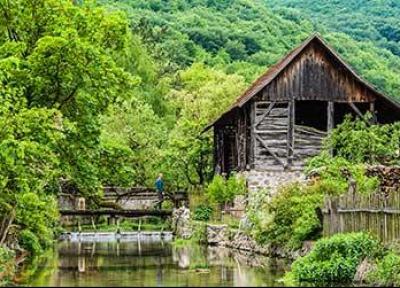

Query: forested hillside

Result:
[102,0,400,99]
[268,0,400,56]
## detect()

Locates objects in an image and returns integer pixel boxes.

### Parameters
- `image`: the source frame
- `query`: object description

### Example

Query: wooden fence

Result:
[323,187,400,243]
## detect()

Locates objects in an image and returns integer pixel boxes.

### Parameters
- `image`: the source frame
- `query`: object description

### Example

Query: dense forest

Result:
[268,0,400,56]
[1,0,400,260]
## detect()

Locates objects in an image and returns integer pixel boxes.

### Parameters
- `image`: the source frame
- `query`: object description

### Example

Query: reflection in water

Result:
[26,238,289,287]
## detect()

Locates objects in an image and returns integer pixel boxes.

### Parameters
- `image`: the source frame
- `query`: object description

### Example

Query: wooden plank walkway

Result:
[60,209,172,218]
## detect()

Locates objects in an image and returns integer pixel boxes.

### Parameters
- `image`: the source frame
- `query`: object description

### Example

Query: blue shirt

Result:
[155,178,164,193]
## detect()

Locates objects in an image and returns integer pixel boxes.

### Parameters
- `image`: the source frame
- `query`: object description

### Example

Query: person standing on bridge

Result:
[155,173,164,210]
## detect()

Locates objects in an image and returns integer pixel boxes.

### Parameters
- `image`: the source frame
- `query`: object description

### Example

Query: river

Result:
[21,234,289,287]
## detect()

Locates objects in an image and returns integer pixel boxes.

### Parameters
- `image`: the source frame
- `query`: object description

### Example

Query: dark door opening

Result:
[334,102,371,126]
[295,100,328,131]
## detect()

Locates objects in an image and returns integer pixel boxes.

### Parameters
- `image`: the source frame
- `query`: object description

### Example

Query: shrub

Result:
[289,233,382,283]
[19,229,42,256]
[190,221,207,243]
[161,199,174,210]
[205,173,246,205]
[325,116,400,165]
[368,252,400,286]
[306,153,379,196]
[255,183,323,249]
[193,204,214,221]
[0,246,15,285]
[15,193,59,250]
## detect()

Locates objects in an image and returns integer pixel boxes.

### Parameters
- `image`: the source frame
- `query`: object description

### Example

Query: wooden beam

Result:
[370,102,377,124]
[287,100,295,167]
[254,102,275,127]
[327,101,334,132]
[60,209,172,218]
[250,101,256,169]
[348,102,364,118]
[295,125,327,136]
[255,134,286,167]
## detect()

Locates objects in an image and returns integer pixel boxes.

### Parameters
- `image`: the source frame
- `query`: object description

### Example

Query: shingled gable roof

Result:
[203,33,400,132]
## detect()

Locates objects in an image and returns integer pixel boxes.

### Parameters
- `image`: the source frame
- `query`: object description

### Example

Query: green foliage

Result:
[248,152,379,250]
[254,183,323,249]
[306,153,380,196]
[163,63,245,188]
[15,193,59,250]
[100,99,168,187]
[368,252,400,287]
[269,0,400,58]
[289,233,382,283]
[205,174,246,205]
[104,0,400,102]
[161,200,175,210]
[190,221,207,244]
[193,204,214,221]
[1,0,400,272]
[323,117,400,165]
[19,230,42,256]
[0,246,15,285]
[0,0,143,257]
[98,141,135,187]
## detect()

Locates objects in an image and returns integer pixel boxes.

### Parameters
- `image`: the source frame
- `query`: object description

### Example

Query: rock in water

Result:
[206,224,229,246]
[172,207,192,239]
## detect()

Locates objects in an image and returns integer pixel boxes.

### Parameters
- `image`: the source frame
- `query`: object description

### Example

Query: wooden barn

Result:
[205,34,400,174]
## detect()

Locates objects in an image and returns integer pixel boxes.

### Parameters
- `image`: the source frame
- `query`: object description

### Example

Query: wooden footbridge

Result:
[59,209,173,218]
[59,187,188,219]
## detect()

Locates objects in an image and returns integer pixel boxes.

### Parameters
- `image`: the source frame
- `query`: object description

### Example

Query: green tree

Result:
[163,63,245,187]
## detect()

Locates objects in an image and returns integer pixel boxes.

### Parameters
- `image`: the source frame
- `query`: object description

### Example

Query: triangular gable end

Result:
[204,34,400,131]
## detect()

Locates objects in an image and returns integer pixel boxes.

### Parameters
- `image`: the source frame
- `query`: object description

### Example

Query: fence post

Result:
[329,197,339,235]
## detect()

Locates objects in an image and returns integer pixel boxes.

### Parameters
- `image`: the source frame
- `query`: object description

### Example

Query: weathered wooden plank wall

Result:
[323,189,400,243]
[258,42,376,103]
[253,101,289,170]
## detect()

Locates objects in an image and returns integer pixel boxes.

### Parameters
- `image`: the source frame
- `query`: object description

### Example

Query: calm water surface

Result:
[23,237,290,287]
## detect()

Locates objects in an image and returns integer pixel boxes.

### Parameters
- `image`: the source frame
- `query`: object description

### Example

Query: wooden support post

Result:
[250,101,256,169]
[91,217,96,232]
[243,107,247,169]
[287,100,295,168]
[370,102,377,124]
[78,217,81,233]
[220,129,225,173]
[327,101,334,132]
[327,101,334,156]
[235,116,240,171]
[213,129,218,174]
[116,217,120,234]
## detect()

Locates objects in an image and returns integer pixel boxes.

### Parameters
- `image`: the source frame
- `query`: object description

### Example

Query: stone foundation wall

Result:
[242,169,306,194]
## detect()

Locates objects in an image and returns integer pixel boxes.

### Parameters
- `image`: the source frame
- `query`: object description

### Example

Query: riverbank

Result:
[206,225,314,260]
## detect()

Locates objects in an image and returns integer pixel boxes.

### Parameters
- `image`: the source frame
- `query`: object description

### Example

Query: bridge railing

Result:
[59,186,188,212]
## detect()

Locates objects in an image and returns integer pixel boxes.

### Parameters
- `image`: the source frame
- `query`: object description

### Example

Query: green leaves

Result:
[289,232,382,283]
[253,183,324,249]
[369,252,400,286]
[324,116,400,165]
[205,174,246,205]
[306,153,380,196]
